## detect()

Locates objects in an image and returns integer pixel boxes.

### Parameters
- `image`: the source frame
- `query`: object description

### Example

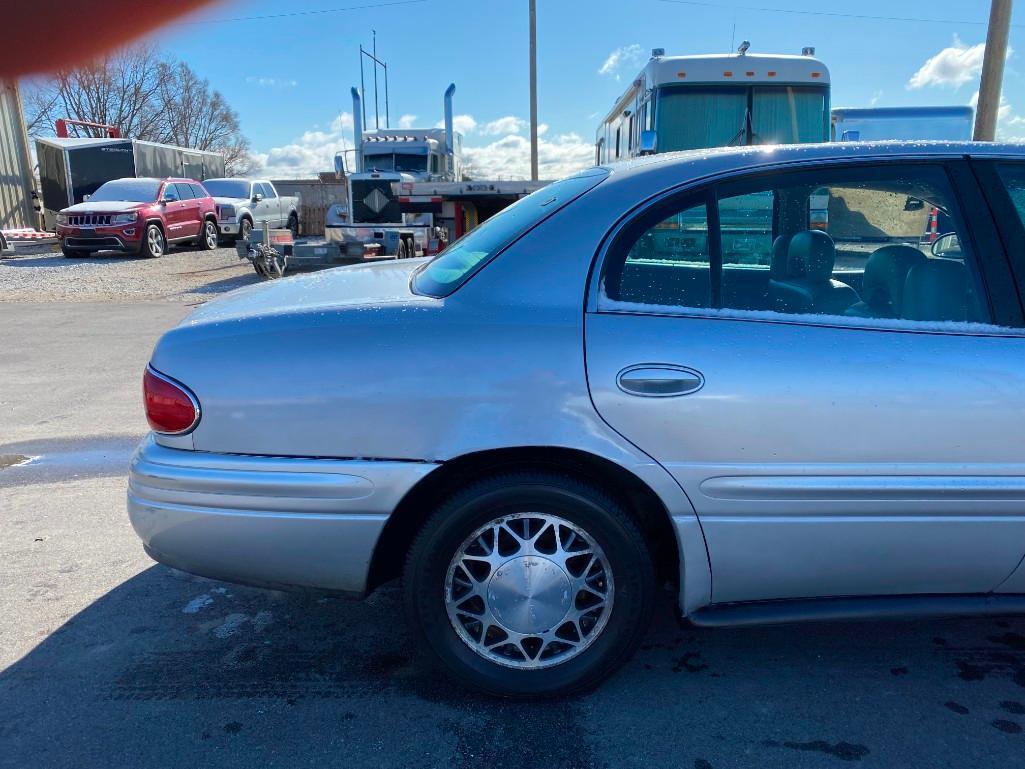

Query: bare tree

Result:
[23,44,254,174]
[157,62,254,174]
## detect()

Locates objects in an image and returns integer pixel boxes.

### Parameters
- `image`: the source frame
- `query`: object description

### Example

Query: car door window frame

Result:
[970,159,1025,319]
[592,158,1024,332]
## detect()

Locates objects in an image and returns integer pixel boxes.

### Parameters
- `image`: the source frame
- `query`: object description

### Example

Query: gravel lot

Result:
[0,243,261,303]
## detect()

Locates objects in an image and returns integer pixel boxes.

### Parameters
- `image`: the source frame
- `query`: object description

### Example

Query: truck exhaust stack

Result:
[444,83,456,158]
[351,87,363,173]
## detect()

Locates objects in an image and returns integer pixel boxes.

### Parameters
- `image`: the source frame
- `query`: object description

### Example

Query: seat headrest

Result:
[862,245,927,315]
[788,230,835,281]
[770,235,792,280]
[902,259,969,322]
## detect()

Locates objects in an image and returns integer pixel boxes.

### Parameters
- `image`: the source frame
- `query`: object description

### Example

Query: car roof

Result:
[596,140,1025,185]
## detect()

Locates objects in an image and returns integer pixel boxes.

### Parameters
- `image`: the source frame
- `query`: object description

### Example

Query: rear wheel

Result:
[140,224,165,258]
[396,238,408,259]
[286,213,299,239]
[197,219,218,251]
[403,473,655,698]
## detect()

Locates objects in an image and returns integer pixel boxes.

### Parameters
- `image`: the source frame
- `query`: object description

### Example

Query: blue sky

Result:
[146,0,1024,178]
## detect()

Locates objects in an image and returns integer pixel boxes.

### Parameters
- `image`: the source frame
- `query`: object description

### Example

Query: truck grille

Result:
[67,214,113,226]
[351,180,401,224]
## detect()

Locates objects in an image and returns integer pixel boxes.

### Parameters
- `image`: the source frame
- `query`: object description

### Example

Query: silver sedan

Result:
[129,142,1025,696]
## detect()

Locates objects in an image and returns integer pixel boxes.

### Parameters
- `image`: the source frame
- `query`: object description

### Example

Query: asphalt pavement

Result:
[2,299,1025,769]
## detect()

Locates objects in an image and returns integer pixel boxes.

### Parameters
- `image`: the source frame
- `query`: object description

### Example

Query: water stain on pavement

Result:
[763,739,870,762]
[0,435,140,486]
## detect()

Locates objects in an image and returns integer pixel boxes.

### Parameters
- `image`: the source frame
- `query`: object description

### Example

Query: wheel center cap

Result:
[487,556,572,634]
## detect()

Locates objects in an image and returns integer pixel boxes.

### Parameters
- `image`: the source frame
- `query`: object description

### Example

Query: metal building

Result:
[0,80,35,230]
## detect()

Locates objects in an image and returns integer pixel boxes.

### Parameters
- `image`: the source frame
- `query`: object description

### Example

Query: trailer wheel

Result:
[286,213,299,239]
[397,238,408,259]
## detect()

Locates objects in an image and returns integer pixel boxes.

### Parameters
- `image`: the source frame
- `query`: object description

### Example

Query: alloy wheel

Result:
[445,512,614,669]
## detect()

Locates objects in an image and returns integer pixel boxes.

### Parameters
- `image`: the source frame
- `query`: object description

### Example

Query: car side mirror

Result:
[82,194,91,202]
[931,232,961,258]
[253,193,264,203]
[161,195,177,204]
[638,130,657,156]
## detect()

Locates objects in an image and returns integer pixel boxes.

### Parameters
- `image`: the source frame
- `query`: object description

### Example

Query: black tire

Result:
[238,218,253,242]
[197,219,218,251]
[396,238,408,259]
[286,213,299,238]
[139,223,165,258]
[61,245,86,258]
[403,473,655,698]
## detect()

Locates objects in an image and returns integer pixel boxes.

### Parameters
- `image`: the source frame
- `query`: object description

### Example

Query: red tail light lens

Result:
[143,367,200,434]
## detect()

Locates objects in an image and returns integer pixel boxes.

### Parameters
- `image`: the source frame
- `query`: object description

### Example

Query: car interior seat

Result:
[902,259,971,323]
[845,245,927,319]
[769,230,860,316]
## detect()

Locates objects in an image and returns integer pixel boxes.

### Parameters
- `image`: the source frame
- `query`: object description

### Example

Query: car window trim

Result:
[969,159,1025,323]
[590,158,1023,334]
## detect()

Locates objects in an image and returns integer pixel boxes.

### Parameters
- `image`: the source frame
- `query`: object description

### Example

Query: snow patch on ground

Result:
[182,594,214,614]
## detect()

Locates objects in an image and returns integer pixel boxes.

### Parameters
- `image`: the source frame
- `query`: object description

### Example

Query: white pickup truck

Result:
[202,178,300,242]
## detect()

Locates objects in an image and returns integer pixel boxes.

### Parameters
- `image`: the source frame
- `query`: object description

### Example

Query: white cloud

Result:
[969,91,1025,141]
[253,111,595,181]
[245,76,298,88]
[599,44,643,79]
[907,37,1009,89]
[869,90,883,107]
[397,114,418,129]
[434,114,478,134]
[481,116,527,135]
[463,131,594,181]
[251,111,354,177]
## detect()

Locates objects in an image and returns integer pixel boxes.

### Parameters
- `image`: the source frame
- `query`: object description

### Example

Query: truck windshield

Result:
[412,168,609,297]
[364,153,429,173]
[88,179,162,202]
[202,179,251,198]
[656,85,829,151]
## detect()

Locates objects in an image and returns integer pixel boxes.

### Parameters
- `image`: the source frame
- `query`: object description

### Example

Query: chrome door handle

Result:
[617,365,704,397]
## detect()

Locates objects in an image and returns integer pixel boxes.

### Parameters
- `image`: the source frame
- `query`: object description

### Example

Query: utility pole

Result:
[974,0,1013,141]
[528,0,539,181]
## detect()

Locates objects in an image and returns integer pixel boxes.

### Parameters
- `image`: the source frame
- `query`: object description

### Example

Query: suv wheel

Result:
[198,219,218,251]
[403,473,655,698]
[141,224,165,258]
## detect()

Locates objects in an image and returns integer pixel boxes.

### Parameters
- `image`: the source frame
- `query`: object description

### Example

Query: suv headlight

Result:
[56,213,68,225]
[113,212,137,225]
[218,205,236,220]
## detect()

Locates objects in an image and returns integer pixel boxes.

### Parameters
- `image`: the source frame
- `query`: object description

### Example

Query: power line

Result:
[656,0,1022,29]
[173,0,428,26]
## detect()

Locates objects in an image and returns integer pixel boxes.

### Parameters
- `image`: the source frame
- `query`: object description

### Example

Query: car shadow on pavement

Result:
[4,564,1025,769]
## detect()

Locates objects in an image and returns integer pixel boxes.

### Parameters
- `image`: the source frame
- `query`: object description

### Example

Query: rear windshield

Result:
[202,179,251,198]
[412,168,609,297]
[89,179,161,203]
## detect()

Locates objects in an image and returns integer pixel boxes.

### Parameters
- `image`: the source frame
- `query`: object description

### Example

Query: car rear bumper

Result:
[127,435,437,594]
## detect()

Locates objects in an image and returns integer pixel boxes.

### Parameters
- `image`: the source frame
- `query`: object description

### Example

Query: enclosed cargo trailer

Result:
[35,136,224,231]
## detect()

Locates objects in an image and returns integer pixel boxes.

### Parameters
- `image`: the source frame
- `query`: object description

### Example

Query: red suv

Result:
[56,177,218,258]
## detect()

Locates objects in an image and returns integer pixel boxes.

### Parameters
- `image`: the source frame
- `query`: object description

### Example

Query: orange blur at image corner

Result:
[4,0,221,78]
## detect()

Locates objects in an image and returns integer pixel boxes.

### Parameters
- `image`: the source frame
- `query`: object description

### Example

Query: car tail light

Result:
[143,366,200,434]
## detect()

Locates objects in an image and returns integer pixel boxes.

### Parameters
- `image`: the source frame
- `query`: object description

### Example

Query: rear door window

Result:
[599,162,1013,331]
[174,183,196,200]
